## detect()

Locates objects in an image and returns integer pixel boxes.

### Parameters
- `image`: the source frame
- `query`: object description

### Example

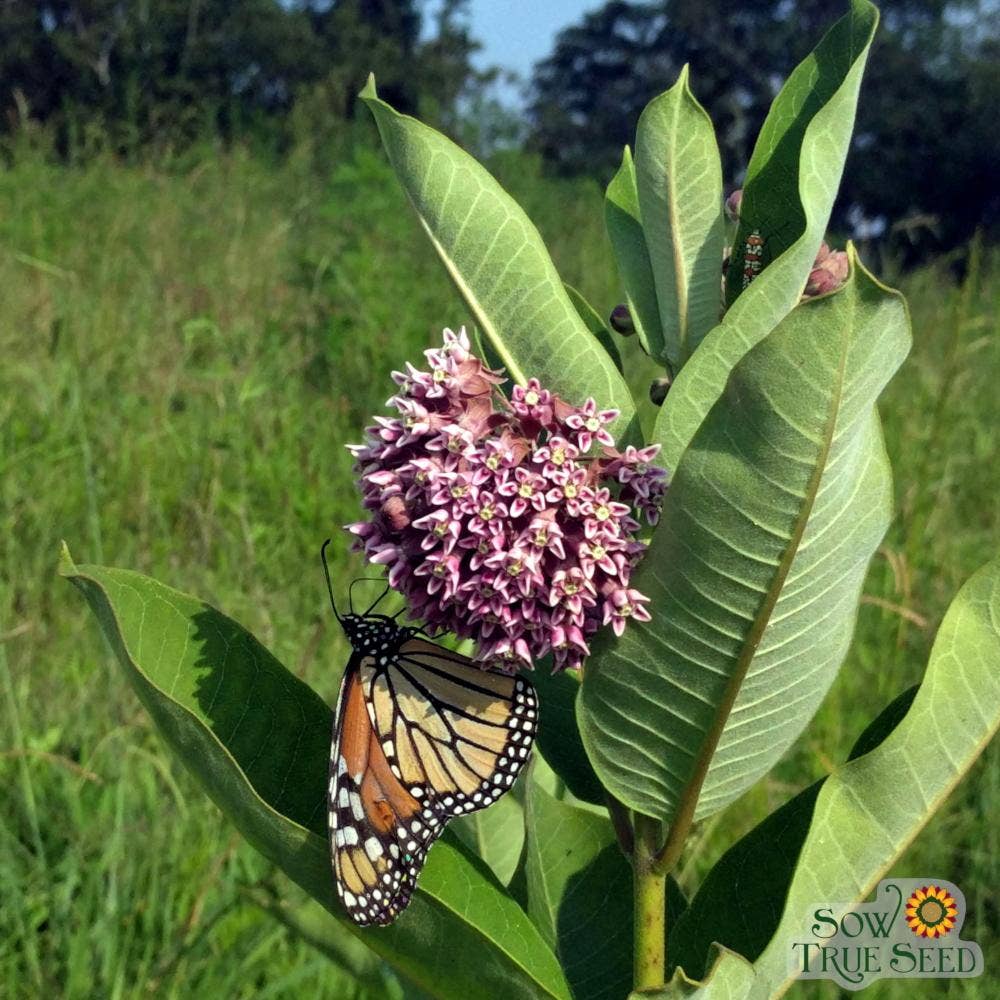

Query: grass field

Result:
[1,140,997,998]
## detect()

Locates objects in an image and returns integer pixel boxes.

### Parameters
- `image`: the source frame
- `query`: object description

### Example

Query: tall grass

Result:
[1,142,997,997]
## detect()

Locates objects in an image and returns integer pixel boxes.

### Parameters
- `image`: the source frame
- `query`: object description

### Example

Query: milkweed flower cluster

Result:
[346,327,667,672]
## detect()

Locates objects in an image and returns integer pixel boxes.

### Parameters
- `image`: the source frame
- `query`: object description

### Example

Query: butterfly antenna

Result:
[320,539,346,624]
[363,583,391,617]
[348,576,391,617]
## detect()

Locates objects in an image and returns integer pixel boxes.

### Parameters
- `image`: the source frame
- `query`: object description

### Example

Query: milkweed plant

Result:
[63,1,1000,997]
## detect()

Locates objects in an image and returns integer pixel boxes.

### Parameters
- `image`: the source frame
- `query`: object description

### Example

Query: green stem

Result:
[633,813,666,992]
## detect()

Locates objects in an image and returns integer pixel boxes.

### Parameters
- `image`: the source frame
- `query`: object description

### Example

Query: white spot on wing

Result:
[349,792,365,821]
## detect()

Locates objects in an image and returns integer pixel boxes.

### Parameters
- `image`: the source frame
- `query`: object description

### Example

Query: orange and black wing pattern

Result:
[328,628,536,926]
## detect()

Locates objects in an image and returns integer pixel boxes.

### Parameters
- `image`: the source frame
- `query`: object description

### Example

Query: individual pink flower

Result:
[725,188,743,223]
[564,398,617,451]
[604,587,653,637]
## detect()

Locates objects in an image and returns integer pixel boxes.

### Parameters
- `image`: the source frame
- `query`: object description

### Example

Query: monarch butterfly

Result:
[321,541,538,926]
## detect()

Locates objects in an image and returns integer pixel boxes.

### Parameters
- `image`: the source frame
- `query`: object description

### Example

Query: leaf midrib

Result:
[414,212,528,386]
[526,794,560,949]
[661,314,852,843]
[662,82,688,364]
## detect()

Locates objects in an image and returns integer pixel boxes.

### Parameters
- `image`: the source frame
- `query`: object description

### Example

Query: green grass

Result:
[1,142,997,998]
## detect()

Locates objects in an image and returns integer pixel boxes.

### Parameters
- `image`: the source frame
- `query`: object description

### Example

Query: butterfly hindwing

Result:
[328,658,432,926]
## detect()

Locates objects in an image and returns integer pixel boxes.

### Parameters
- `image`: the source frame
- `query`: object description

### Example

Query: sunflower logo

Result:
[905,885,958,938]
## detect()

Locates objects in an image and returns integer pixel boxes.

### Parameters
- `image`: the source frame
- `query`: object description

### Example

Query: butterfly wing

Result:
[328,657,426,926]
[362,638,537,821]
[329,637,538,926]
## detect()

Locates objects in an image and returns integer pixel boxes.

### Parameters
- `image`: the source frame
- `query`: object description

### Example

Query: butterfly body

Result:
[327,608,537,926]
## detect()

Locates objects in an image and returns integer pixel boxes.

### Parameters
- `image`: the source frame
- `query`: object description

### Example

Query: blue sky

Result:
[462,0,602,104]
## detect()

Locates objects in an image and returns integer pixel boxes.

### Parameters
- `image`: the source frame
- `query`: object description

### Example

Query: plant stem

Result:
[633,812,666,992]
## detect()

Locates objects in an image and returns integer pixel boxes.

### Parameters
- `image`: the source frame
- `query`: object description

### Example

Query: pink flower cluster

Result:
[346,328,667,672]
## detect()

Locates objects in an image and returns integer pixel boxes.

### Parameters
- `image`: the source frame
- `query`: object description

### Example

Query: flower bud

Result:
[725,189,743,223]
[804,249,849,297]
[609,304,634,336]
[649,376,672,407]
[381,495,410,531]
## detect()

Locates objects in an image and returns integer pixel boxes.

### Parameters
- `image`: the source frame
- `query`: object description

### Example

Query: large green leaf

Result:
[667,687,918,980]
[525,781,633,1000]
[605,146,663,361]
[578,253,910,822]
[360,77,636,438]
[724,0,877,309]
[60,550,572,1000]
[745,556,1000,999]
[564,283,624,375]
[452,778,525,887]
[655,0,879,470]
[634,66,724,368]
[531,667,604,805]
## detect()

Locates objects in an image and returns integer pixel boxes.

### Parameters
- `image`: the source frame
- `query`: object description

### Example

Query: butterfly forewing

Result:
[380,638,537,811]
[328,622,537,927]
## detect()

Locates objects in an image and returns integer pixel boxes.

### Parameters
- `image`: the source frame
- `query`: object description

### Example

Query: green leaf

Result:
[744,555,1000,998]
[60,549,572,1000]
[564,283,624,374]
[531,667,604,805]
[631,948,755,999]
[724,0,878,309]
[605,146,663,361]
[634,66,724,368]
[667,687,918,980]
[655,0,879,470]
[451,777,525,887]
[360,76,636,438]
[579,252,910,823]
[525,781,633,1000]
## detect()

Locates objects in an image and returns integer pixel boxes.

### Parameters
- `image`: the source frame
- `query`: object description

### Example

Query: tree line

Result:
[1,0,995,256]
[528,0,1000,256]
[0,1,485,149]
